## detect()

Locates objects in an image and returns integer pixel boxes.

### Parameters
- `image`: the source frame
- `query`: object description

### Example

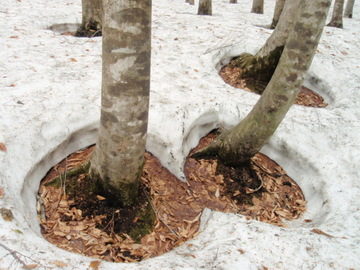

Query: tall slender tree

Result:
[76,0,103,37]
[270,0,286,29]
[89,0,152,207]
[344,0,355,18]
[251,0,264,14]
[327,0,345,28]
[193,0,331,165]
[198,0,212,15]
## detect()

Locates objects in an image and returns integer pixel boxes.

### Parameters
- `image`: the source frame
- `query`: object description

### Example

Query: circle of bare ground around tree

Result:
[185,130,307,227]
[220,59,328,108]
[38,136,306,263]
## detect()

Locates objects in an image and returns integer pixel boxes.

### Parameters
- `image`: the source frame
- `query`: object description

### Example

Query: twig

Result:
[0,242,30,269]
[142,187,180,239]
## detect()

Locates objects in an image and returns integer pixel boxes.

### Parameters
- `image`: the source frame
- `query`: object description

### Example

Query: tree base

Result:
[75,21,102,37]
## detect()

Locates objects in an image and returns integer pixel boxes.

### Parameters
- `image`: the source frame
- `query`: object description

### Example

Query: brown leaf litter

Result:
[38,132,306,263]
[220,60,328,108]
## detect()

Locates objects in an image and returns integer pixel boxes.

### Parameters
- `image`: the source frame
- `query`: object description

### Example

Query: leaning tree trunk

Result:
[76,0,103,37]
[344,0,355,18]
[327,0,345,28]
[194,0,331,166]
[233,0,300,86]
[270,0,286,29]
[251,0,264,14]
[90,0,152,206]
[198,0,212,15]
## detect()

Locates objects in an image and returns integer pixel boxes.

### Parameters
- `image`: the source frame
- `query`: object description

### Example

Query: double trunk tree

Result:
[194,0,331,165]
[89,0,152,207]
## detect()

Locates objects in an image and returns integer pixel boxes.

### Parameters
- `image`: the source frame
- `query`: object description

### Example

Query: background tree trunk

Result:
[230,0,238,3]
[270,0,286,29]
[327,0,345,28]
[90,0,152,206]
[194,0,331,166]
[344,0,355,18]
[251,0,264,14]
[198,0,212,15]
[76,0,103,37]
[233,0,300,85]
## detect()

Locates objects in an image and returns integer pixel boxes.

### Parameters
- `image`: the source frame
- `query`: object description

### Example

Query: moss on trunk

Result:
[232,46,284,94]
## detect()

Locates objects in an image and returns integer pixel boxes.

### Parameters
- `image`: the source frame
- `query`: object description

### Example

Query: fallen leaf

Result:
[22,264,38,269]
[53,260,68,267]
[0,208,14,221]
[0,143,6,152]
[96,195,106,201]
[89,260,101,269]
[0,187,4,198]
[70,58,77,62]
[311,229,334,238]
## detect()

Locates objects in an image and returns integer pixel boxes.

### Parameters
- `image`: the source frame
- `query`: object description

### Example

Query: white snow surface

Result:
[1,0,360,269]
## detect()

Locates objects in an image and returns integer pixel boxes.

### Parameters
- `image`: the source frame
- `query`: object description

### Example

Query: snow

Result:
[1,0,360,269]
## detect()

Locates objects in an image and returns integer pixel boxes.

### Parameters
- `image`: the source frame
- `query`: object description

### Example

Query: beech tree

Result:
[76,0,103,37]
[89,0,152,206]
[251,0,264,14]
[327,0,345,28]
[344,0,355,18]
[193,0,331,165]
[198,0,212,15]
[270,0,286,29]
[232,0,300,90]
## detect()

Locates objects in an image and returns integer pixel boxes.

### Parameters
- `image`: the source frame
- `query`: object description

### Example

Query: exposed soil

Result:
[220,59,328,108]
[38,132,306,263]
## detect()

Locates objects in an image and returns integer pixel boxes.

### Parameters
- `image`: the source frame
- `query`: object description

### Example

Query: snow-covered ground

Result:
[1,0,360,269]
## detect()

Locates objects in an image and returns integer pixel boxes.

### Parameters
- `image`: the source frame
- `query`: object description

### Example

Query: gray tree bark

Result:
[327,0,344,28]
[194,0,331,166]
[270,0,286,29]
[344,0,355,18]
[251,0,264,14]
[90,0,152,206]
[198,0,212,15]
[76,0,103,37]
[233,0,300,85]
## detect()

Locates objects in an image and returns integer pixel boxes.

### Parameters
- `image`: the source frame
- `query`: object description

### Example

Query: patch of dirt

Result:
[38,133,306,263]
[220,60,328,108]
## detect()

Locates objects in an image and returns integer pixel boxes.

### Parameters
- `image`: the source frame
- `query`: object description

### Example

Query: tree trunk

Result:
[198,0,212,15]
[90,0,152,206]
[270,0,286,29]
[251,0,264,14]
[76,0,103,37]
[230,0,238,3]
[186,0,195,5]
[233,0,300,85]
[344,0,355,18]
[327,0,345,28]
[194,0,331,166]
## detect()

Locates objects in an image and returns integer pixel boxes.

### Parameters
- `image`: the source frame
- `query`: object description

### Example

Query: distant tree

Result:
[76,0,103,37]
[230,0,238,3]
[232,0,300,89]
[193,0,331,166]
[251,0,264,14]
[270,0,286,29]
[344,0,355,18]
[327,0,345,28]
[198,0,212,15]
